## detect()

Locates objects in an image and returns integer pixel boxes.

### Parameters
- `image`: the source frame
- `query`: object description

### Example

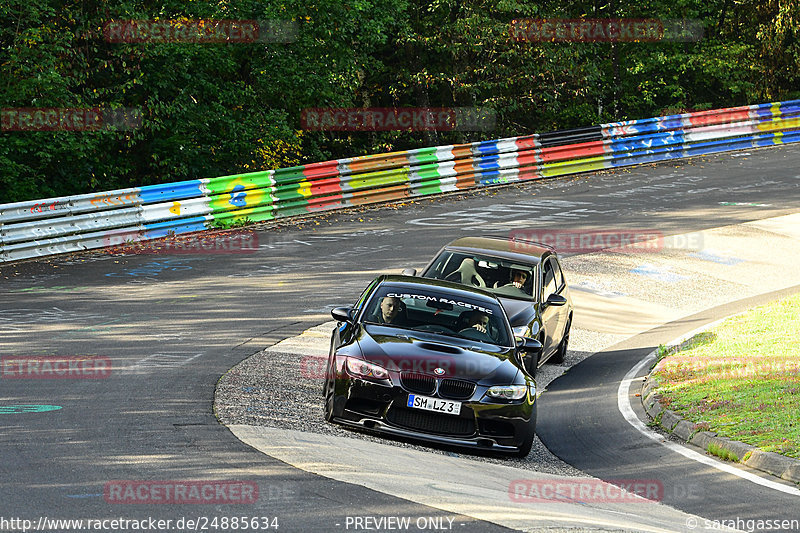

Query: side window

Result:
[552,257,565,290]
[426,251,459,279]
[542,259,557,298]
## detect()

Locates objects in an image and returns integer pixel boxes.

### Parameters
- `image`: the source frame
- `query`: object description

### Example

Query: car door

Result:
[549,256,569,347]
[540,257,561,358]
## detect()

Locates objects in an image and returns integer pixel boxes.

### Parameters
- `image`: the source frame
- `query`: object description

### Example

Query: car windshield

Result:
[363,286,512,346]
[422,250,537,300]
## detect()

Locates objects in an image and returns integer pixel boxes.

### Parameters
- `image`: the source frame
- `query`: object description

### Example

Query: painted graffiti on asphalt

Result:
[406,200,618,231]
[256,228,401,251]
[0,307,108,333]
[104,259,194,278]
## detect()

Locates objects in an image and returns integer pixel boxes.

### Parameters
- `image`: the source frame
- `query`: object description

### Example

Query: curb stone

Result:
[658,409,681,432]
[641,369,800,485]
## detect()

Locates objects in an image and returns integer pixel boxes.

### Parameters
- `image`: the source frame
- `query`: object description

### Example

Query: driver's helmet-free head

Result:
[511,268,528,281]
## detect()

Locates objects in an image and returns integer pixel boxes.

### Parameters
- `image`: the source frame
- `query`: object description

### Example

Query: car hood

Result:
[497,297,536,327]
[357,324,520,384]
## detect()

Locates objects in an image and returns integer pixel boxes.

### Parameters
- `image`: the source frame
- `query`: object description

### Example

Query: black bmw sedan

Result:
[324,275,542,457]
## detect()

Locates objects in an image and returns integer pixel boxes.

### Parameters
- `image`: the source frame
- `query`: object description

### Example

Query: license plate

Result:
[407,394,461,416]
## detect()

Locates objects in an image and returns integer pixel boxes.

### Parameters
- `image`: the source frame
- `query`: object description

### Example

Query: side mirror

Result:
[516,336,543,354]
[331,307,354,323]
[515,336,542,376]
[544,293,567,307]
[401,268,417,276]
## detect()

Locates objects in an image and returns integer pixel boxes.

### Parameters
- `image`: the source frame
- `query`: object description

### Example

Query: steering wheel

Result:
[458,327,495,343]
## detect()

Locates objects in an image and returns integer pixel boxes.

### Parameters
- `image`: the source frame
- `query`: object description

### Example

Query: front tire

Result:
[515,410,537,458]
[515,432,534,458]
[550,316,571,364]
[323,357,336,422]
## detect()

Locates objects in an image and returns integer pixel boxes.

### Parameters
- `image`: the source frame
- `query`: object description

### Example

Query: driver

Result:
[500,268,530,295]
[508,268,528,289]
[376,296,406,325]
[459,310,490,334]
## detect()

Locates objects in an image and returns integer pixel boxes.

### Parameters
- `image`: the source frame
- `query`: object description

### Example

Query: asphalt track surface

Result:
[1,144,799,531]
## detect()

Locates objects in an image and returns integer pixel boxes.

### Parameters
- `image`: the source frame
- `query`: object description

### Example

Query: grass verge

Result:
[650,293,800,459]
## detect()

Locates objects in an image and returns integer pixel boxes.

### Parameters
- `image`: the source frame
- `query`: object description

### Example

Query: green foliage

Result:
[707,442,740,462]
[2,0,799,203]
[210,217,252,229]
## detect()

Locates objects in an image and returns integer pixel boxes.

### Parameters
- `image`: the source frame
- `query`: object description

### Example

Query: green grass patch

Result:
[707,442,740,463]
[650,293,800,459]
[210,217,253,229]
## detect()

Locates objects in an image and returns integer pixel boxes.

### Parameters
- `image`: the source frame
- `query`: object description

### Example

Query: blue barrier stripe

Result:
[684,131,782,151]
[609,150,686,167]
[474,140,501,155]
[754,131,800,146]
[139,181,205,204]
[609,145,685,166]
[684,139,758,156]
[474,155,501,170]
[142,217,208,239]
[474,169,503,182]
[659,117,686,130]
[753,107,776,119]
[610,131,685,153]
[780,102,800,115]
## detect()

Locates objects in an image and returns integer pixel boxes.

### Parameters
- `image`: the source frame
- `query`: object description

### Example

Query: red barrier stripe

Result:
[541,140,607,162]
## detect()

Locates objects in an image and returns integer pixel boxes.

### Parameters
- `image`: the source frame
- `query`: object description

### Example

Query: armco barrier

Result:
[2,99,799,263]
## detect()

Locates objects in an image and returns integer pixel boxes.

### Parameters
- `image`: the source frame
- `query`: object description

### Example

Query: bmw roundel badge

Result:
[434,367,445,376]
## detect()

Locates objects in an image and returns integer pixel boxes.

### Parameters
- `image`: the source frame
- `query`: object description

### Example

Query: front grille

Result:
[400,372,436,395]
[438,379,476,400]
[386,407,475,436]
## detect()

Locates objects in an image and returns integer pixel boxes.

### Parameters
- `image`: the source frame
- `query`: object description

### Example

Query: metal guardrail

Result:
[2,99,799,263]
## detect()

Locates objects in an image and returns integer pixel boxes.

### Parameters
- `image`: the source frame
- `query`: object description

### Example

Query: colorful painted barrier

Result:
[2,99,799,263]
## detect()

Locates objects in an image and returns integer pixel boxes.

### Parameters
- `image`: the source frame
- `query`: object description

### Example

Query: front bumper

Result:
[328,371,536,453]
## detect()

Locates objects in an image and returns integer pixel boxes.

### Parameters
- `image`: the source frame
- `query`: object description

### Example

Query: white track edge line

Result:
[617,319,800,496]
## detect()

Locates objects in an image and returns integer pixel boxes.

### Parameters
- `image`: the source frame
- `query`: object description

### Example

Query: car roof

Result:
[379,275,502,304]
[441,236,553,264]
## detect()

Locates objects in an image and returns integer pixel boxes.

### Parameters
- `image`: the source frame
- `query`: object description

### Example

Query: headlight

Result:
[485,384,528,400]
[512,326,528,337]
[346,357,391,381]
